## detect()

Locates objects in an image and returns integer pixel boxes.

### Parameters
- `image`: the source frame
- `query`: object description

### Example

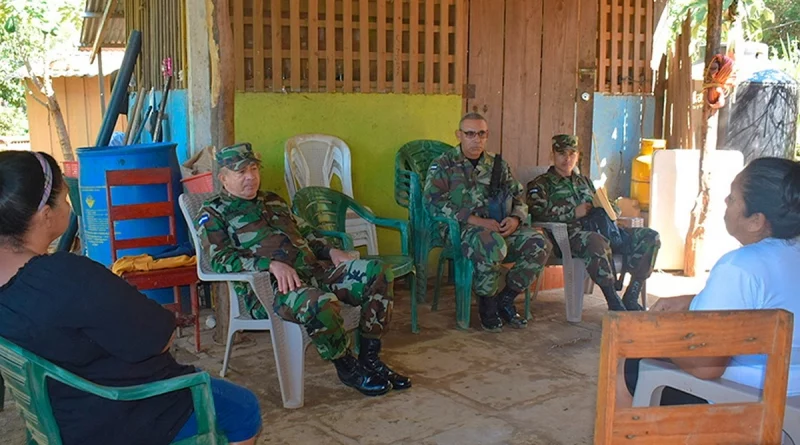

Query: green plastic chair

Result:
[0,336,227,445]
[394,140,531,331]
[291,186,417,328]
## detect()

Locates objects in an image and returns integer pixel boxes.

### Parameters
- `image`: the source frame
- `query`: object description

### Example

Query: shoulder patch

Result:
[198,214,210,226]
[528,186,541,196]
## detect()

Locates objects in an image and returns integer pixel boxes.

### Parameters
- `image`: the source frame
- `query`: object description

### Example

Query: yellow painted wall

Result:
[235,93,462,255]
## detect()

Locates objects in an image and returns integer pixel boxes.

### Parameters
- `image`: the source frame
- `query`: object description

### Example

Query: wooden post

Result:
[188,0,213,156]
[207,0,236,341]
[683,0,723,277]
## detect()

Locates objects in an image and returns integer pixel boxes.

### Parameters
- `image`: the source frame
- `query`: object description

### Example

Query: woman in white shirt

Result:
[621,156,800,406]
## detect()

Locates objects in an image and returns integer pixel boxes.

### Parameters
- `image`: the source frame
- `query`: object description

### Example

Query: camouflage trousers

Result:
[235,259,394,361]
[461,225,553,297]
[557,228,660,288]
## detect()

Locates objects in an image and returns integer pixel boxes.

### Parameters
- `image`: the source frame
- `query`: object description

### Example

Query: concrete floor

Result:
[0,272,707,444]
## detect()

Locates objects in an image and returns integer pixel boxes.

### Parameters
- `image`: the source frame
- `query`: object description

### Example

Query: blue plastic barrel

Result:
[77,142,189,304]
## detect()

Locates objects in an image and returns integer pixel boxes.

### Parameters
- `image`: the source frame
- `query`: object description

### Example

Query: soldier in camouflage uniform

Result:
[525,135,660,311]
[423,113,552,332]
[197,143,410,396]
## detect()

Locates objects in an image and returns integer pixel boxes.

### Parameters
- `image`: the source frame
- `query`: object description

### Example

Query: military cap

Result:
[216,142,261,171]
[552,134,579,152]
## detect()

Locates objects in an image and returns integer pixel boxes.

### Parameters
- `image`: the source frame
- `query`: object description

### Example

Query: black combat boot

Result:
[358,337,412,390]
[332,353,392,396]
[622,279,645,311]
[478,295,503,332]
[599,285,627,311]
[497,286,527,329]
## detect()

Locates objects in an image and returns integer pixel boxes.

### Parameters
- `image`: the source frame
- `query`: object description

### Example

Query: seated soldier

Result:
[198,143,410,396]
[526,134,660,311]
[423,112,552,332]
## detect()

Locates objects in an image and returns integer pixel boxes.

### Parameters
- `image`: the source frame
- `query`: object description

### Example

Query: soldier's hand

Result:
[575,202,593,219]
[330,248,360,266]
[499,217,520,237]
[269,261,303,294]
[468,215,501,232]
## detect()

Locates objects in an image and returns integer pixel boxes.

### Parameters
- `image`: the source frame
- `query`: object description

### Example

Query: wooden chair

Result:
[595,310,794,444]
[0,335,225,445]
[106,168,201,352]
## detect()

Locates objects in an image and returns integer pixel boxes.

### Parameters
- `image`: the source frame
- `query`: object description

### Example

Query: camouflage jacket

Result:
[526,166,618,234]
[197,190,332,278]
[423,147,528,226]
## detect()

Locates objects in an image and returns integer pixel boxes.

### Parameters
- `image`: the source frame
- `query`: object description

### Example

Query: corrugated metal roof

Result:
[18,49,125,78]
[79,0,126,49]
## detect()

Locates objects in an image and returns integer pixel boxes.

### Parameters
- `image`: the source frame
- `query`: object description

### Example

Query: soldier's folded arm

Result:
[526,181,577,223]
[423,159,472,222]
[198,206,272,273]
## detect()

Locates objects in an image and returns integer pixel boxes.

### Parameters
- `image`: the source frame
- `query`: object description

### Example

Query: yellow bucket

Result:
[630,139,666,210]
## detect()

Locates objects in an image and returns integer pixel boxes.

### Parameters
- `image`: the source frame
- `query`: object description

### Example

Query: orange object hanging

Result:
[702,54,735,109]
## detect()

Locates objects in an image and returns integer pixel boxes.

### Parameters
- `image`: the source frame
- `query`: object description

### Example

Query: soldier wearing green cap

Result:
[423,113,553,332]
[196,142,410,396]
[525,134,660,312]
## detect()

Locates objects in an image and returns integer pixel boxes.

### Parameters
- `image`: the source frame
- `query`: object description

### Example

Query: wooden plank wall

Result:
[230,0,467,94]
[658,14,694,149]
[598,0,654,94]
[26,76,128,167]
[125,0,187,90]
[466,0,505,151]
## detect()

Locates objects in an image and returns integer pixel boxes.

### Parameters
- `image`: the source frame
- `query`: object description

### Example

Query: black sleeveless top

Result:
[0,252,194,445]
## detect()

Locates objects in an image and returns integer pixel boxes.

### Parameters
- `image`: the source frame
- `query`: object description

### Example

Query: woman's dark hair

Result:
[0,151,65,246]
[739,157,800,240]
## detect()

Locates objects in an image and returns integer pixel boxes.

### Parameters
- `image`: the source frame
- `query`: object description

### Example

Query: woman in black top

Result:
[0,151,261,445]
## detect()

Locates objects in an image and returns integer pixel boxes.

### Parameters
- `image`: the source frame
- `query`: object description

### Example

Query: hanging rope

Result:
[702,54,735,109]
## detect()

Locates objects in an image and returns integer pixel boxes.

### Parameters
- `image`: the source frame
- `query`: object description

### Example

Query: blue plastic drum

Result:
[77,142,189,304]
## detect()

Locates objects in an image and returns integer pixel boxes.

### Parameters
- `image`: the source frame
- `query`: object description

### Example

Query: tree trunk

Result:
[683,0,723,277]
[25,61,74,161]
[208,0,236,343]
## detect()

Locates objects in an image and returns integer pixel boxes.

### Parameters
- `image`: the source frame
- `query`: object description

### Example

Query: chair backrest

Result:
[0,336,67,445]
[178,193,245,320]
[105,167,177,262]
[291,186,354,234]
[284,134,353,201]
[394,139,453,211]
[595,310,794,445]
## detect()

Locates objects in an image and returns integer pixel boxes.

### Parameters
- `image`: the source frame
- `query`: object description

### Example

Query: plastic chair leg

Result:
[524,288,532,320]
[410,270,419,334]
[564,261,586,323]
[272,323,306,409]
[219,324,238,378]
[454,259,473,330]
[432,255,447,311]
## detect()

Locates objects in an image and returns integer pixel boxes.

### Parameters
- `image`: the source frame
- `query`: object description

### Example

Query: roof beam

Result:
[89,0,120,64]
[81,11,123,19]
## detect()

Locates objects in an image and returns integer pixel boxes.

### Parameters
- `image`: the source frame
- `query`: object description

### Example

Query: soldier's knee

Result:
[585,231,612,255]
[471,229,508,263]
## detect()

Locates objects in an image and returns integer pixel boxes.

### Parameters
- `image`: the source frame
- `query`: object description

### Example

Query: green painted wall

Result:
[235,93,461,255]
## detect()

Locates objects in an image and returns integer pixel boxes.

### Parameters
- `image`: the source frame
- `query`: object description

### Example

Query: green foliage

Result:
[0,0,81,133]
[762,0,800,51]
[667,0,776,58]
[0,104,28,135]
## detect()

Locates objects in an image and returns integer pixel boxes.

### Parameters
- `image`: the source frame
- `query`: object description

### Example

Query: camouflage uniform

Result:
[423,147,552,297]
[525,137,660,289]
[198,145,393,361]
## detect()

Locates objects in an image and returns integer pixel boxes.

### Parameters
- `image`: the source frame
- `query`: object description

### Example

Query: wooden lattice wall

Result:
[598,0,656,94]
[229,0,467,93]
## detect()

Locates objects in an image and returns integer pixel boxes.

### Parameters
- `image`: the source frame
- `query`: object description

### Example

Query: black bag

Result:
[579,207,630,290]
[487,154,507,223]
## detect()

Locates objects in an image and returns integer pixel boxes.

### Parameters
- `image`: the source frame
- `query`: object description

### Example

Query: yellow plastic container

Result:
[630,139,666,210]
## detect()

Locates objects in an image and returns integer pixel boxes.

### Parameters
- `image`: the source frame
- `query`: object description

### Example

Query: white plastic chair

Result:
[633,358,799,445]
[179,193,360,409]
[284,134,380,255]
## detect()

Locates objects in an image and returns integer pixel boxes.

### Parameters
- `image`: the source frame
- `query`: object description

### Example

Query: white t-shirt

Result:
[689,237,800,396]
